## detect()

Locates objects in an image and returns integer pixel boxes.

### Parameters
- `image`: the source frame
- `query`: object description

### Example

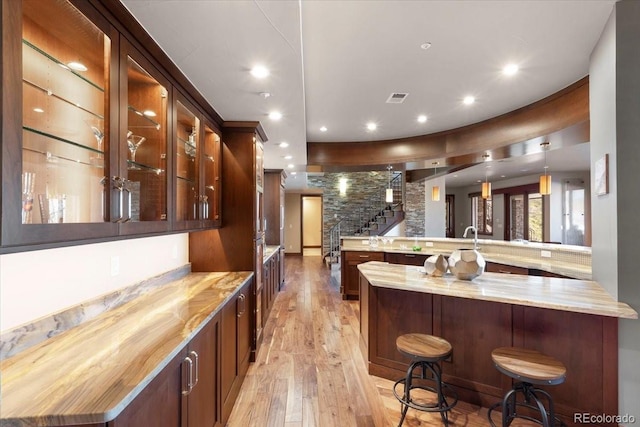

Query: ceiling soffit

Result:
[307,78,589,171]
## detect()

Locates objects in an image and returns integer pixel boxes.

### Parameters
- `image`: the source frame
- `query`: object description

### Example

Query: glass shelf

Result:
[177,175,196,184]
[23,39,104,92]
[23,79,104,120]
[128,105,161,130]
[23,126,104,156]
[127,159,165,174]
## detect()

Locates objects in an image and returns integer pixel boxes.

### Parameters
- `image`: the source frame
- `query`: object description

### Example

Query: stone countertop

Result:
[264,245,281,263]
[358,261,637,319]
[0,271,253,427]
[341,237,591,280]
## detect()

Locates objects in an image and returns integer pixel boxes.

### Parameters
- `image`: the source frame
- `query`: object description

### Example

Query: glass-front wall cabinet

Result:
[22,0,110,226]
[175,99,199,224]
[2,0,220,248]
[203,121,221,226]
[122,50,169,229]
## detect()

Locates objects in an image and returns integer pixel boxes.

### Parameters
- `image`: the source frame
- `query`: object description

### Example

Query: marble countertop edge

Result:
[359,262,637,320]
[0,271,254,426]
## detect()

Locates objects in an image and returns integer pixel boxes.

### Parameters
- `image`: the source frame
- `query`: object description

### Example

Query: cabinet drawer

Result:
[344,251,384,262]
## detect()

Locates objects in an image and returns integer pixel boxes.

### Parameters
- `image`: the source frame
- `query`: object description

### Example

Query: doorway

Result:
[302,196,322,257]
[505,185,544,242]
[563,180,585,245]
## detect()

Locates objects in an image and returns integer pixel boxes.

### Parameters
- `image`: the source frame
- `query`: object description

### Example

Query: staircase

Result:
[325,173,404,266]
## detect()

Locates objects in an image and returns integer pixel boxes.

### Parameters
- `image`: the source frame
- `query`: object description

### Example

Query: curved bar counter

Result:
[357,261,636,426]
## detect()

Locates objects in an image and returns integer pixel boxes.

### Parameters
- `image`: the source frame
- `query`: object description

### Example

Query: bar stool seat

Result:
[393,333,458,426]
[488,347,567,427]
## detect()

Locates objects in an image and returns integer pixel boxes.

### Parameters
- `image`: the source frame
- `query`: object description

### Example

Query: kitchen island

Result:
[357,261,636,426]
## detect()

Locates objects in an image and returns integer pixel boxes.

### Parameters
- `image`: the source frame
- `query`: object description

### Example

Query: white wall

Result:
[284,193,302,253]
[425,176,446,237]
[590,2,640,422]
[0,234,189,332]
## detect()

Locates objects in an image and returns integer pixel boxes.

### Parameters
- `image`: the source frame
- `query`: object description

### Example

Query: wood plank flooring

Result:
[227,256,533,427]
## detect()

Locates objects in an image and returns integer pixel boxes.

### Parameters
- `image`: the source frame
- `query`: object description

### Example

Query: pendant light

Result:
[385,165,394,203]
[539,142,551,195]
[481,154,491,199]
[431,161,440,201]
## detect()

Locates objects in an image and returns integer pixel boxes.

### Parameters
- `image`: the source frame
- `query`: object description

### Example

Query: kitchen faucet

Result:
[463,225,478,251]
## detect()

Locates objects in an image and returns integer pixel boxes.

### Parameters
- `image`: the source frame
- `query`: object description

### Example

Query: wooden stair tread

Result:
[396,333,452,360]
[491,347,566,384]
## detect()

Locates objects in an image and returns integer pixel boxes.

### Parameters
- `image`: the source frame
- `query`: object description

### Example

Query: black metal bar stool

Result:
[393,333,458,426]
[488,347,567,427]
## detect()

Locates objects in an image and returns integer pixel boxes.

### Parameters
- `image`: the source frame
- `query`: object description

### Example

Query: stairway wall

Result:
[308,171,394,255]
[405,180,426,237]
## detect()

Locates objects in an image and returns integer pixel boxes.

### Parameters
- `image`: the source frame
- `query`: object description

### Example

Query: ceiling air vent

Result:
[386,93,408,104]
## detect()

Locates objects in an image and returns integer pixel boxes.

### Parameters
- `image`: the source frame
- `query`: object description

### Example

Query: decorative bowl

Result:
[448,249,485,280]
[423,254,449,276]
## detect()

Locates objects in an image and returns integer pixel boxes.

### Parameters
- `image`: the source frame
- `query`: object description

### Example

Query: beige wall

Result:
[284,193,302,253]
[302,196,322,247]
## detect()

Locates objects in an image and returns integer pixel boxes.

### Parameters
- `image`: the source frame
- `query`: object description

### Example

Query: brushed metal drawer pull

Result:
[499,270,512,274]
[189,350,199,389]
[359,255,370,258]
[182,356,193,395]
[405,254,416,257]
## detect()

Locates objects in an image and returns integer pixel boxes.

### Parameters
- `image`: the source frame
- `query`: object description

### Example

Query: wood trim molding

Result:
[308,77,589,168]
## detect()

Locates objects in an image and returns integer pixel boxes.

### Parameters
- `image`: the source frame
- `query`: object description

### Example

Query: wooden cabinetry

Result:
[340,251,385,299]
[485,261,529,275]
[262,250,281,322]
[264,170,286,289]
[189,121,266,360]
[109,314,221,427]
[385,252,429,266]
[221,279,251,425]
[1,0,223,250]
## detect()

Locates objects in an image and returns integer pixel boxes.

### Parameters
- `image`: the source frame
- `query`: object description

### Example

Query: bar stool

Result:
[393,333,458,426]
[488,347,567,427]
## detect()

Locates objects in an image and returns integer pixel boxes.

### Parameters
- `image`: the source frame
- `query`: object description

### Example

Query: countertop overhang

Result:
[358,261,637,319]
[0,271,253,426]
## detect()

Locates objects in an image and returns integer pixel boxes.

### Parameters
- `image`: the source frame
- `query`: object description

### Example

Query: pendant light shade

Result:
[481,181,491,199]
[539,174,551,195]
[431,186,440,201]
[539,142,551,195]
[385,165,393,203]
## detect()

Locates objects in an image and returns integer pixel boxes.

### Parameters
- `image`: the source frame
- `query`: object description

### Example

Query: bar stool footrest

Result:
[392,377,458,413]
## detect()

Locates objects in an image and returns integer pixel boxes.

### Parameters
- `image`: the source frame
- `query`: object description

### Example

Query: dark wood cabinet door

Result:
[385,252,429,266]
[237,280,252,378]
[186,317,220,427]
[342,251,384,299]
[221,292,238,423]
[108,350,185,427]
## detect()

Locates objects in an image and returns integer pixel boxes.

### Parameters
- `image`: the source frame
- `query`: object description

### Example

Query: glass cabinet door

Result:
[22,0,110,225]
[1,0,119,246]
[175,98,199,225]
[203,121,221,226]
[119,40,170,234]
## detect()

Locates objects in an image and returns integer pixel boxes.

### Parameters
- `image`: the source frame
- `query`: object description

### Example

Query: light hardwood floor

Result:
[227,256,530,427]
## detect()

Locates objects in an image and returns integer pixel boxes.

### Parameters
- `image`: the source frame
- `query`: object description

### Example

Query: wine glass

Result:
[84,119,104,166]
[127,130,146,166]
[21,172,35,224]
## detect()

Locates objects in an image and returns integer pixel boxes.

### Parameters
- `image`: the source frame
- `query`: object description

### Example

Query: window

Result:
[470,194,492,235]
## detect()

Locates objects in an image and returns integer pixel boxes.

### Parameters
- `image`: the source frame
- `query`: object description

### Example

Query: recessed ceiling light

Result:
[250,65,269,79]
[33,107,44,113]
[463,96,475,105]
[320,126,327,132]
[453,175,458,178]
[67,62,87,72]
[284,155,293,160]
[291,171,297,175]
[279,142,289,148]
[477,180,482,183]
[420,42,432,50]
[503,63,519,76]
[366,122,377,131]
[501,175,506,178]
[287,164,294,169]
[417,115,427,123]
[269,111,282,120]
[259,92,271,98]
